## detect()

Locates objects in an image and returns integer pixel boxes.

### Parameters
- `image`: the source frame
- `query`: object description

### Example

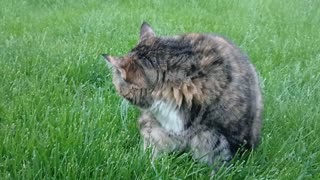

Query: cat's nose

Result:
[102,54,110,61]
[101,54,108,58]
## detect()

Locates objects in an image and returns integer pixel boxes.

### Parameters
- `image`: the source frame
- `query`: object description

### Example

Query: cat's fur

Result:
[103,22,262,169]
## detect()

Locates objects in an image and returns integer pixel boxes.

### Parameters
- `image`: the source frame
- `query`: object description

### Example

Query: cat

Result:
[102,22,263,172]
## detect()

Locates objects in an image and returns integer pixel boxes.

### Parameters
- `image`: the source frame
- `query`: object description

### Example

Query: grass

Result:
[1,0,320,179]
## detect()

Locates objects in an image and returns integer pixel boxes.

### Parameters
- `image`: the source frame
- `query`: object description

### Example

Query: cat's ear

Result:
[102,54,128,80]
[140,22,155,40]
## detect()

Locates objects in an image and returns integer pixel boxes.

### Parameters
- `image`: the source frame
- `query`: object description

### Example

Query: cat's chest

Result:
[150,101,184,133]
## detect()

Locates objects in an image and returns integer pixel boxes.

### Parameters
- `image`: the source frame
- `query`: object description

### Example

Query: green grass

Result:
[1,0,320,179]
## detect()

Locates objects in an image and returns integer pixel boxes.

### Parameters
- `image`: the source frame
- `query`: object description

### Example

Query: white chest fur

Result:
[150,101,184,133]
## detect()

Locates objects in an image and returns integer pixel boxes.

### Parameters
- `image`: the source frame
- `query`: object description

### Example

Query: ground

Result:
[0,0,319,179]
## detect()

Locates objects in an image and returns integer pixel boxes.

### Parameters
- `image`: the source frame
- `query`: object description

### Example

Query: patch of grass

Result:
[1,0,319,179]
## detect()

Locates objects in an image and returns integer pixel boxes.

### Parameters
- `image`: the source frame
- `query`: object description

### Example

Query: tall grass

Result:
[1,0,319,179]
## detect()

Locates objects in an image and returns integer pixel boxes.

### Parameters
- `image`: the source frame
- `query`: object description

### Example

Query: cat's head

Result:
[102,22,159,108]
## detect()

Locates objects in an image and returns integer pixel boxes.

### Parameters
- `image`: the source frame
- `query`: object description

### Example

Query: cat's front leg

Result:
[138,111,161,152]
[138,111,185,157]
[189,130,232,175]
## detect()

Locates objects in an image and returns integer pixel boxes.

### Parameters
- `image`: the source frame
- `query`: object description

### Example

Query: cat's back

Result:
[178,33,255,81]
[179,33,263,149]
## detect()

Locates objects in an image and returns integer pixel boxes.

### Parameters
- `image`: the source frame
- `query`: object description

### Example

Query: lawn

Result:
[0,0,319,179]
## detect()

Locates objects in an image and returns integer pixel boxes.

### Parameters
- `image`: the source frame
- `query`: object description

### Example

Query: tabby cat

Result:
[102,22,262,171]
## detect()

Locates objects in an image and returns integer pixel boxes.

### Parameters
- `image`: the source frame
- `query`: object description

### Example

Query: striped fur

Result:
[103,22,263,171]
